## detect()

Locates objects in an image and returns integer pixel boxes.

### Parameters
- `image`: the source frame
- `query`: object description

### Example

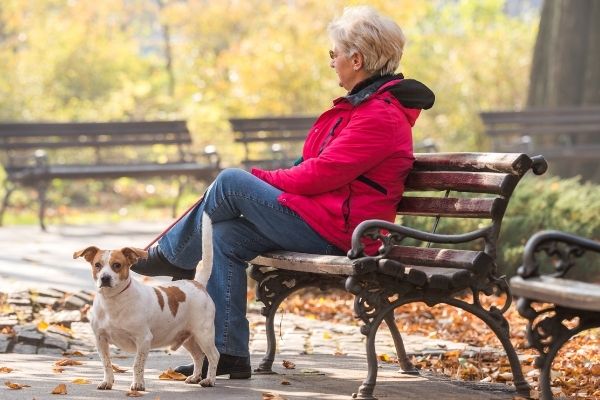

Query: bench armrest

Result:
[517,230,600,279]
[348,219,492,259]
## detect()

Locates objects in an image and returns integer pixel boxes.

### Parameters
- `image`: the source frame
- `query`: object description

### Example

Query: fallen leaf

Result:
[281,378,291,385]
[112,364,127,373]
[282,360,295,369]
[4,381,31,389]
[0,367,14,373]
[53,367,65,373]
[300,368,324,375]
[37,321,49,331]
[126,390,144,397]
[54,358,82,367]
[71,378,90,384]
[62,350,85,357]
[51,383,67,394]
[158,368,186,381]
[262,392,286,400]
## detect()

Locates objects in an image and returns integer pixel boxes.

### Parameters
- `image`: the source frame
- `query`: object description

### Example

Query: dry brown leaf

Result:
[280,378,291,385]
[0,367,13,373]
[282,360,295,369]
[158,368,186,381]
[71,378,90,384]
[54,358,82,367]
[51,383,67,394]
[4,381,31,389]
[53,367,65,373]
[62,350,86,357]
[126,390,144,397]
[112,364,127,373]
[262,392,286,400]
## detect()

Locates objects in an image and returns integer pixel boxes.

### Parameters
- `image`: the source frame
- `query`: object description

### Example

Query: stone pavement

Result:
[0,222,524,399]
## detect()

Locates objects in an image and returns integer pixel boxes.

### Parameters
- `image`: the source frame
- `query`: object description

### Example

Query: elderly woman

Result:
[132,5,434,379]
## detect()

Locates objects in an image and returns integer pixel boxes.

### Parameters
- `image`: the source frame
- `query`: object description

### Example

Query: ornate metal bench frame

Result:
[250,152,547,399]
[512,230,600,400]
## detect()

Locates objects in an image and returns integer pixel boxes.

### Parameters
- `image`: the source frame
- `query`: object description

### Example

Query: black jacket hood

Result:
[346,73,435,110]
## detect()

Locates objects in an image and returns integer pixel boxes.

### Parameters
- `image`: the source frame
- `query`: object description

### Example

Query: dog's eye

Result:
[112,263,121,270]
[94,263,102,270]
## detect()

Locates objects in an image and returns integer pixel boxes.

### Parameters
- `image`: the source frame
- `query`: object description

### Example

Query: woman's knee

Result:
[215,168,250,185]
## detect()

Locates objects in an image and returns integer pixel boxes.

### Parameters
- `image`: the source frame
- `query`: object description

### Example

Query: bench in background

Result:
[511,230,600,400]
[480,106,600,181]
[229,116,438,170]
[0,121,220,230]
[250,152,547,399]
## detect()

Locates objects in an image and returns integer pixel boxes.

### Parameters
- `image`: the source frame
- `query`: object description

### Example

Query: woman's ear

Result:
[352,52,364,71]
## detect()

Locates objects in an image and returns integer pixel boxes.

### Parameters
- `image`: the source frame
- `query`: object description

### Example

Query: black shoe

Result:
[174,354,251,379]
[130,246,195,281]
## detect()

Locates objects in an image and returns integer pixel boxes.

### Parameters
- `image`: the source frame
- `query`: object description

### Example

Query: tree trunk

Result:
[528,0,600,107]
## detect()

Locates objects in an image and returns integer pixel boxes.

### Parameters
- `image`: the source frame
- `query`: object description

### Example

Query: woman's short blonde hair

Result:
[328,6,405,76]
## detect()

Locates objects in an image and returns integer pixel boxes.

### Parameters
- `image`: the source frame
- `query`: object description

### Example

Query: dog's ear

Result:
[73,246,100,263]
[120,247,148,265]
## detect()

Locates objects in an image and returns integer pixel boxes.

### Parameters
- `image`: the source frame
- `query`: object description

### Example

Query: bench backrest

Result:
[396,152,545,261]
[229,116,315,170]
[0,121,193,166]
[480,106,600,153]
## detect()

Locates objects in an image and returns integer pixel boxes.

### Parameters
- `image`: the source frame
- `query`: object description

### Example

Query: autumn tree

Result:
[528,0,600,106]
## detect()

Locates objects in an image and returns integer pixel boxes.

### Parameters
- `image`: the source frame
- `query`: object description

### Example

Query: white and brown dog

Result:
[74,212,219,391]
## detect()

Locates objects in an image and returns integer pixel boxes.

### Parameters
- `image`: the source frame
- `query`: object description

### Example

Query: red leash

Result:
[144,196,205,251]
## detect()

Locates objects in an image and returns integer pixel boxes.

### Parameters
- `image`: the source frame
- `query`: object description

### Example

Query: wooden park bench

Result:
[480,106,600,180]
[229,116,438,170]
[249,152,548,399]
[0,121,220,230]
[511,230,600,400]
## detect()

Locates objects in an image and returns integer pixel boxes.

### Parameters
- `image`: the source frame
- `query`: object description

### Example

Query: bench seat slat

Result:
[405,171,518,196]
[250,246,492,276]
[387,246,491,271]
[251,252,354,275]
[48,163,215,179]
[9,163,217,181]
[397,196,506,219]
[511,276,600,312]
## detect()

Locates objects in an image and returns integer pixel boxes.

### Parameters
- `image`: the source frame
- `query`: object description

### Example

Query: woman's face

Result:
[330,46,361,91]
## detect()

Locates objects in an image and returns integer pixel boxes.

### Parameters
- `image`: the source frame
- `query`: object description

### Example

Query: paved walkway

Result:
[0,222,523,399]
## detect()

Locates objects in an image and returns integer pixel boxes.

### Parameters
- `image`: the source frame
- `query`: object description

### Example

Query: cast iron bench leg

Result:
[36,181,49,231]
[445,297,530,397]
[0,180,15,226]
[383,312,419,375]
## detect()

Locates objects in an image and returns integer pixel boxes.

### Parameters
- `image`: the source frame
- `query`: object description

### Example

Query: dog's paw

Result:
[97,381,113,390]
[130,382,145,392]
[185,375,202,384]
[200,377,216,387]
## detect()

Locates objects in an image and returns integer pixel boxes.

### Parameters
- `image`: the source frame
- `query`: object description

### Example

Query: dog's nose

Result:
[100,275,112,287]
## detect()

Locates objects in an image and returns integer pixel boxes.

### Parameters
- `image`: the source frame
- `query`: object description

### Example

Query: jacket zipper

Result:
[318,117,343,154]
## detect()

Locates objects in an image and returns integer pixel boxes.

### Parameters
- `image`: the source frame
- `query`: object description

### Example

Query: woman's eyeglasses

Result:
[329,50,336,60]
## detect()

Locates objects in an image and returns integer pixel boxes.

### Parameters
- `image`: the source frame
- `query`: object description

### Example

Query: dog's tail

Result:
[195,211,213,286]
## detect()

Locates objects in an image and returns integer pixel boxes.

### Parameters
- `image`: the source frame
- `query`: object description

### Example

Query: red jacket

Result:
[252,75,434,253]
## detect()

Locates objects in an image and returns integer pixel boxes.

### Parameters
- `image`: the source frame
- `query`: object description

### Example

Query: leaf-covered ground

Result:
[274,290,599,399]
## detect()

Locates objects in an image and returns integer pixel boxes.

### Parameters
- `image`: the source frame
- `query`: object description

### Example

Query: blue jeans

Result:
[158,168,343,357]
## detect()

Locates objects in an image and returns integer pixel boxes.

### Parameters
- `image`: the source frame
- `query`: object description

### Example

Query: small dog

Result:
[74,212,219,391]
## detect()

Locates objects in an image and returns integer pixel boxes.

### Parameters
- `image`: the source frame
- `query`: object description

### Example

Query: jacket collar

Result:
[344,73,404,106]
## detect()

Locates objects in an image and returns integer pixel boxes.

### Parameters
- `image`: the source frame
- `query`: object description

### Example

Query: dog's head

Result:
[73,246,148,290]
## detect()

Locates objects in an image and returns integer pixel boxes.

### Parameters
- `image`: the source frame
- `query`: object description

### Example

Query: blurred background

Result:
[0,0,599,277]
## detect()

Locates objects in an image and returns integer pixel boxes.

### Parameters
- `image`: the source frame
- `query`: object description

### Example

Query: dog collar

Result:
[117,278,132,295]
